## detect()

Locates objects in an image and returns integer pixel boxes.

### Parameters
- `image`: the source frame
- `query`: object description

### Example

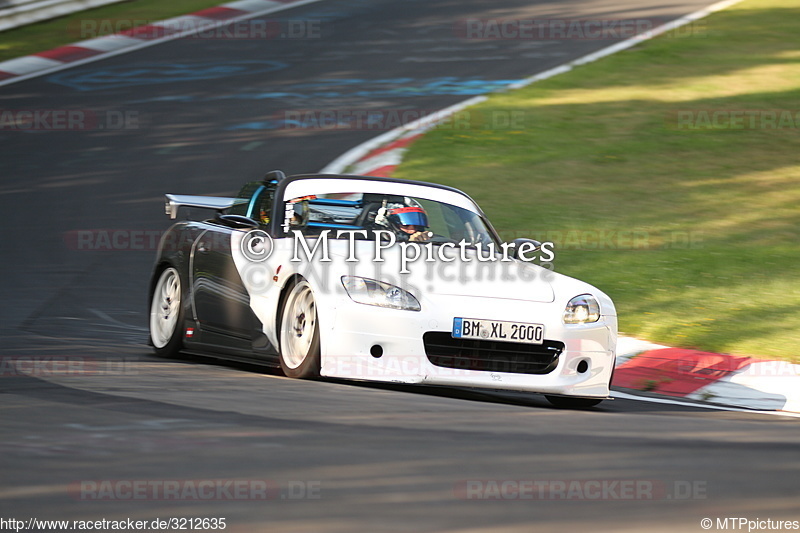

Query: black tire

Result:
[545,395,603,409]
[279,280,321,378]
[149,266,185,358]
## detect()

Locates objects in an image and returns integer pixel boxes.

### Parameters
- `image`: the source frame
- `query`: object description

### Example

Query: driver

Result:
[374,200,432,242]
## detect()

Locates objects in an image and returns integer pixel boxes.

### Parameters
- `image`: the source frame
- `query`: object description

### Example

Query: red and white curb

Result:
[347,131,424,177]
[321,0,800,415]
[321,95,489,176]
[0,0,323,87]
[614,338,800,413]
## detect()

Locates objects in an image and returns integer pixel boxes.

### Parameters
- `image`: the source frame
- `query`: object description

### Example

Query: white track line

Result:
[612,391,800,419]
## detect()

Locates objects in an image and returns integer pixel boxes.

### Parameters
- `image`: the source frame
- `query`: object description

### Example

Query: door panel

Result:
[191,228,256,340]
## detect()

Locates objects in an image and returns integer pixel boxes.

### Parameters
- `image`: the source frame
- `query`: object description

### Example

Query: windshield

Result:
[287,192,498,246]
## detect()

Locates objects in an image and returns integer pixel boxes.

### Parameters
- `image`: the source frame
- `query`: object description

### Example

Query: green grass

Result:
[393,0,800,361]
[0,0,226,62]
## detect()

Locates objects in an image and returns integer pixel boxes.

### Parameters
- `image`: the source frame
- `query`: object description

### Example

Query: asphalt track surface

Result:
[1,0,799,531]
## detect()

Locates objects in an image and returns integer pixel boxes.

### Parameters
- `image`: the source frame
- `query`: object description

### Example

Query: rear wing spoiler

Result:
[165,194,248,219]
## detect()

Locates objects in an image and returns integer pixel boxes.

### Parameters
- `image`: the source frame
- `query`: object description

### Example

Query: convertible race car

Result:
[148,171,617,408]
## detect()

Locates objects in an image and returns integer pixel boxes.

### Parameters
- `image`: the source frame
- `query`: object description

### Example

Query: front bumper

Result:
[319,294,617,398]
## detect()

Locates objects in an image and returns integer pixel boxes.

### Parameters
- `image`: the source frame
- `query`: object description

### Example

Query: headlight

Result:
[563,294,601,324]
[341,276,421,311]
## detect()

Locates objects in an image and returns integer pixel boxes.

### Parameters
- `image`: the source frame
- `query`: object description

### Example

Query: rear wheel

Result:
[149,267,184,357]
[279,280,321,378]
[545,395,603,409]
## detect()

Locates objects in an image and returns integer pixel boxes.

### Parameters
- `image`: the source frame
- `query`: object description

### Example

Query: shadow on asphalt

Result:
[153,350,722,415]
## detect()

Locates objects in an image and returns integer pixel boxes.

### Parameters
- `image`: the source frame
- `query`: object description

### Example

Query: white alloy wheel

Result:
[279,280,320,377]
[150,267,183,352]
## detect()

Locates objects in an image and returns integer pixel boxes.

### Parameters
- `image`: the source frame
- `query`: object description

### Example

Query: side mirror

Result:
[507,238,542,260]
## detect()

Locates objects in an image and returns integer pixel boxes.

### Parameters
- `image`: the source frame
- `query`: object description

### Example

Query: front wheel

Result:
[545,395,603,409]
[149,266,184,357]
[279,280,321,378]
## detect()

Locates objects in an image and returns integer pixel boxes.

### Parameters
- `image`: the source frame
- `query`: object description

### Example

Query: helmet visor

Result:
[390,207,428,228]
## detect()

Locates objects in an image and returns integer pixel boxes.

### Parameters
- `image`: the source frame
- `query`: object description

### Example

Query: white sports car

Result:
[149,171,617,408]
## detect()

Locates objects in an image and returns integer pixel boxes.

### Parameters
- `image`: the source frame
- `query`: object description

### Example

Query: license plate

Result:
[452,318,544,345]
